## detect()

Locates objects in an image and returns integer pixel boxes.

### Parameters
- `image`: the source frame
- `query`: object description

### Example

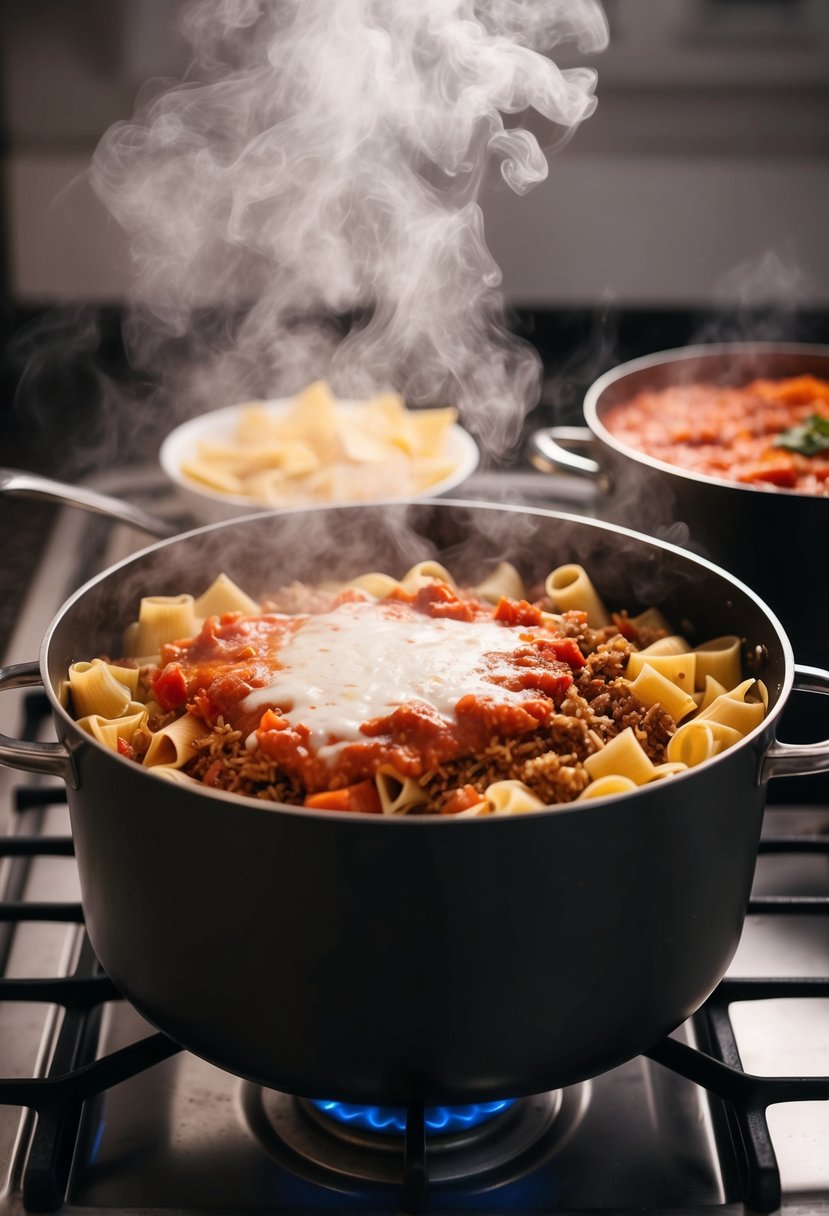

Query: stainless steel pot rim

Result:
[39,498,796,821]
[584,341,829,500]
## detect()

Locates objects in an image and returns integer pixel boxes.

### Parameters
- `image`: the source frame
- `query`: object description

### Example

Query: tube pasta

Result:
[77,704,148,752]
[194,573,259,618]
[400,561,455,591]
[577,774,637,800]
[625,663,697,722]
[545,564,610,628]
[625,650,696,694]
[694,674,728,712]
[648,761,687,781]
[639,635,691,657]
[375,766,430,815]
[473,562,524,604]
[135,595,199,657]
[484,780,546,815]
[584,728,656,785]
[667,719,743,767]
[348,572,401,598]
[68,660,134,720]
[121,621,141,659]
[629,606,673,636]
[143,712,206,769]
[697,679,766,735]
[693,636,742,691]
[585,731,688,786]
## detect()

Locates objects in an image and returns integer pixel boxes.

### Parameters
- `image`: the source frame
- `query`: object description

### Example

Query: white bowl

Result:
[159,398,480,523]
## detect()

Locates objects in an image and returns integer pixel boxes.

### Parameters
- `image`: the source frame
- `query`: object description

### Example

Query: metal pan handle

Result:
[762,665,829,782]
[528,427,608,486]
[0,662,77,788]
[0,467,176,539]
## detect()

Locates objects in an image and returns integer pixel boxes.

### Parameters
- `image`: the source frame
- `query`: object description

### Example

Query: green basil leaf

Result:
[775,414,829,456]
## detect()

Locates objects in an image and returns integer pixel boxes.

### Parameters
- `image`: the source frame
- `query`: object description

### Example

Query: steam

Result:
[91,0,607,454]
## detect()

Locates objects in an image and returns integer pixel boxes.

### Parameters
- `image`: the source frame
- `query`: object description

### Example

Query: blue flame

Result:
[311,1098,515,1136]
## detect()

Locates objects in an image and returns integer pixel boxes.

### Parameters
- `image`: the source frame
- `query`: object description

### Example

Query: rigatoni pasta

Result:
[63,560,768,815]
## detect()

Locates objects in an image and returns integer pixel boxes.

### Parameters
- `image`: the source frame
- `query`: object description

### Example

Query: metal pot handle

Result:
[762,665,829,782]
[528,427,606,484]
[0,662,77,788]
[0,467,175,539]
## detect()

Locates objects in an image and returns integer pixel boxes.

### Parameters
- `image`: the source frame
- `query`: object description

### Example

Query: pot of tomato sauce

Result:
[1,500,828,1104]
[530,343,829,670]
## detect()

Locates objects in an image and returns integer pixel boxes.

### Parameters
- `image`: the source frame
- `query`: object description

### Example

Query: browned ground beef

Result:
[180,628,676,811]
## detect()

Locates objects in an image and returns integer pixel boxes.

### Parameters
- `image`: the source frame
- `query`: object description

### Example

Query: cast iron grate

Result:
[1,696,828,1214]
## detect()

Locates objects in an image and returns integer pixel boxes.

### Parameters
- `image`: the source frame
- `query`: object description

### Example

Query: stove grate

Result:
[0,845,181,1212]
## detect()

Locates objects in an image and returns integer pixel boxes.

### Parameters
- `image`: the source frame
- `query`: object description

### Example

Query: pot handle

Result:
[528,427,607,486]
[762,665,829,782]
[0,662,77,788]
[0,467,175,539]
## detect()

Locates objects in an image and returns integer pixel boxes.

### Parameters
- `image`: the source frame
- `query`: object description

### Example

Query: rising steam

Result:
[91,0,607,453]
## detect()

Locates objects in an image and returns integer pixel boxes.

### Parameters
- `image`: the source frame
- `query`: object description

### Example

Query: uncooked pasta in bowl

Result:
[159,381,479,521]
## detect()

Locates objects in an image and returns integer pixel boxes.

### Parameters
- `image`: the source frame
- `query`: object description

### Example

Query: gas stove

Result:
[0,466,827,1215]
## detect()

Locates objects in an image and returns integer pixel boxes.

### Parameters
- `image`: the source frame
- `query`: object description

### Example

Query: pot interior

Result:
[44,502,790,723]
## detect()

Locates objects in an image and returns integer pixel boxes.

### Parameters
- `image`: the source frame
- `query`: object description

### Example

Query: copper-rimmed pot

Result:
[530,343,829,668]
[1,501,829,1105]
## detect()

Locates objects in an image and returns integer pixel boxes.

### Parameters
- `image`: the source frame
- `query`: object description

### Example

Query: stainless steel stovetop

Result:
[1,467,827,1215]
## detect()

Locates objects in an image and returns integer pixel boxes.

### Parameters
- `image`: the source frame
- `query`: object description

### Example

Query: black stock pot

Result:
[1,501,828,1104]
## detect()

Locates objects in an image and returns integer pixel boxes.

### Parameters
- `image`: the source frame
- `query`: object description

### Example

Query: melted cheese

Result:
[243,599,532,754]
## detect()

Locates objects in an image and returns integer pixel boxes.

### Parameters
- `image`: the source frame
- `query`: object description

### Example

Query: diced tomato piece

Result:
[612,613,637,641]
[116,736,136,762]
[259,708,288,732]
[387,585,416,604]
[151,663,189,711]
[304,780,382,814]
[738,462,798,489]
[414,583,476,621]
[440,784,484,815]
[533,635,585,671]
[493,597,542,627]
[759,375,829,406]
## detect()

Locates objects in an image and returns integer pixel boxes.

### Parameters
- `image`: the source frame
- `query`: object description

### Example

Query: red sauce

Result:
[603,374,829,495]
[150,591,585,792]
[152,612,304,734]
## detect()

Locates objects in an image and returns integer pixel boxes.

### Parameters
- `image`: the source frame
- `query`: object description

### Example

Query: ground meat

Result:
[172,655,675,812]
[571,646,676,762]
[184,721,307,803]
[144,608,679,812]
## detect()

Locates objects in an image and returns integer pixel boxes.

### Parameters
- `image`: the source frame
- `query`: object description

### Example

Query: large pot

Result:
[1,501,827,1105]
[530,343,829,669]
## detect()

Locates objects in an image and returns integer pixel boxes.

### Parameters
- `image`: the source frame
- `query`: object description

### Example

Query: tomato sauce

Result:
[150,591,584,792]
[603,374,829,494]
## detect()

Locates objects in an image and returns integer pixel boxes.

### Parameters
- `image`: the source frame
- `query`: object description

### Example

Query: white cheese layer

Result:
[243,598,530,753]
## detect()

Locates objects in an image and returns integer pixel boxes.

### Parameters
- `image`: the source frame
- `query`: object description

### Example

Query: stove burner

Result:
[309,1097,515,1135]
[242,1084,590,1189]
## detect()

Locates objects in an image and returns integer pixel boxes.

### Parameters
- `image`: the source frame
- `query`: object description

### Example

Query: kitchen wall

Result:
[2,0,828,309]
